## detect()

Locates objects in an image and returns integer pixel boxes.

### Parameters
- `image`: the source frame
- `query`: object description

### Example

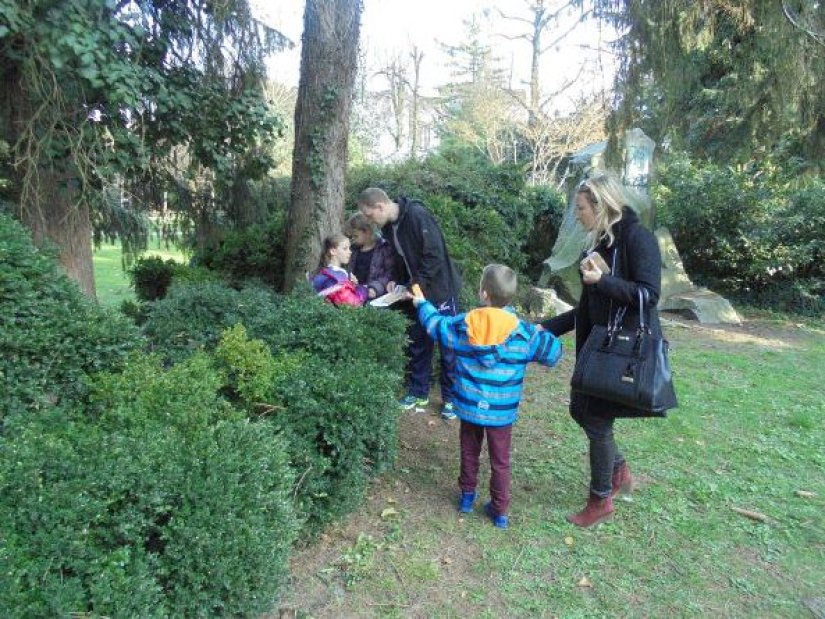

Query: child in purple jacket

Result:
[345,213,398,301]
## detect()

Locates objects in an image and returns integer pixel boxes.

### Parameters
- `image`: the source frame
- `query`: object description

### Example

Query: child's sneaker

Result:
[484,501,509,529]
[398,394,428,412]
[458,490,476,513]
[440,402,457,421]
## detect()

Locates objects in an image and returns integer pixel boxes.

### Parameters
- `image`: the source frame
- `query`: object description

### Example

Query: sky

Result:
[253,0,618,113]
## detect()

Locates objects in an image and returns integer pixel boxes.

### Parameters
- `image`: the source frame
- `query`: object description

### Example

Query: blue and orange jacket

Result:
[417,301,562,426]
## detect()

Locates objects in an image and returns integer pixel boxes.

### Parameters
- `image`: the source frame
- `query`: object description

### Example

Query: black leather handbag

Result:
[572,287,678,417]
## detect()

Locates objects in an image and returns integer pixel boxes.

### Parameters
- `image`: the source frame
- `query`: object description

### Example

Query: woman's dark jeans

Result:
[570,394,625,498]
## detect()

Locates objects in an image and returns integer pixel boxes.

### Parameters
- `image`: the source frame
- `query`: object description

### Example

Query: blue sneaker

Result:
[484,501,509,529]
[399,394,428,412]
[458,490,476,513]
[441,402,457,421]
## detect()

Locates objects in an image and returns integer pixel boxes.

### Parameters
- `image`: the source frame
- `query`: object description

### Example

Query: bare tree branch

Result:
[781,1,825,48]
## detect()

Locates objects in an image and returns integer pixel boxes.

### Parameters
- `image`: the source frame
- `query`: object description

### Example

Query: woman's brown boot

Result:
[611,462,634,498]
[566,493,614,527]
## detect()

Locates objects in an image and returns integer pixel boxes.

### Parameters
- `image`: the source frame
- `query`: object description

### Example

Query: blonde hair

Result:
[480,264,518,307]
[319,233,348,270]
[577,172,628,251]
[345,212,374,236]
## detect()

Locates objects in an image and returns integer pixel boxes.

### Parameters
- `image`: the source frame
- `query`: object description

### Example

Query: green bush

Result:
[193,213,286,290]
[144,282,408,375]
[130,255,176,301]
[129,256,216,302]
[347,152,563,298]
[0,214,141,422]
[653,154,825,314]
[214,325,401,529]
[144,283,407,529]
[0,354,297,617]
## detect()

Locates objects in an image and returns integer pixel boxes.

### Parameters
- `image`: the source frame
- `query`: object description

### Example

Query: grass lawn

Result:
[277,316,825,617]
[93,241,186,308]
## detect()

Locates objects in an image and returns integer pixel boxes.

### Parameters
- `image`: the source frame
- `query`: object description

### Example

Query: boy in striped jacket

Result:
[410,264,562,529]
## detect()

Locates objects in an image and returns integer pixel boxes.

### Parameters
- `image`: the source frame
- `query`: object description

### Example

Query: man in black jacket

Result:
[358,187,463,421]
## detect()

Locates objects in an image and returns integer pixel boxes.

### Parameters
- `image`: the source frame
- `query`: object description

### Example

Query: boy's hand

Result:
[410,283,425,306]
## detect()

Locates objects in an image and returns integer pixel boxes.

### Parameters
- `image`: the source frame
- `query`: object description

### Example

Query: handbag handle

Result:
[606,247,653,338]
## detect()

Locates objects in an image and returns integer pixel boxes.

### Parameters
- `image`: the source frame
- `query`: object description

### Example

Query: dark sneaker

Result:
[484,501,509,529]
[458,490,477,513]
[440,402,457,421]
[399,394,428,412]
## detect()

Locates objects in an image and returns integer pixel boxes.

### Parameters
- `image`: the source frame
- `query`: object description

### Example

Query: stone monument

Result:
[538,128,741,324]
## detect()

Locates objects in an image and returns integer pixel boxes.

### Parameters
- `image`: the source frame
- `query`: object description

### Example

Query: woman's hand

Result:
[580,259,602,285]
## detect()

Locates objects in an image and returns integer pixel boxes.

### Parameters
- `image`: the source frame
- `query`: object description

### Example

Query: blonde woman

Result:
[541,172,663,527]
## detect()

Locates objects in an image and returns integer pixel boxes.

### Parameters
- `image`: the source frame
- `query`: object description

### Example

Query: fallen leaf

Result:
[380,507,398,519]
[578,576,593,588]
[564,536,575,546]
[795,490,816,498]
[731,506,770,522]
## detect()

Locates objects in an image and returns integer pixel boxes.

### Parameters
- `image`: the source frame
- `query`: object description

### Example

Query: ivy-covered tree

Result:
[0,0,288,296]
[283,0,362,291]
[591,0,825,167]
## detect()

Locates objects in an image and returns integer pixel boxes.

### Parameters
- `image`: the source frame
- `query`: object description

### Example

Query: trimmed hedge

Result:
[143,282,408,529]
[0,354,297,617]
[0,214,141,422]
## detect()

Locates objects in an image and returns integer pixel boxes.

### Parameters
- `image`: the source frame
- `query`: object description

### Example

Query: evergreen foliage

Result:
[592,0,825,167]
[654,154,825,314]
[142,282,408,528]
[0,355,297,617]
[0,214,140,422]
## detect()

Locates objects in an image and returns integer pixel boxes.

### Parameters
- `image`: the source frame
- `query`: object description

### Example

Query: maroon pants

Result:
[458,420,513,515]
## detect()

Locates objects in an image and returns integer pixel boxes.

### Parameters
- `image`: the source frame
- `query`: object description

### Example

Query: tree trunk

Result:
[408,46,423,158]
[1,62,95,297]
[284,0,361,291]
[20,172,96,298]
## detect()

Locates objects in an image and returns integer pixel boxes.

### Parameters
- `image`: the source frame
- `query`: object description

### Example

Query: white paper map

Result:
[369,285,407,308]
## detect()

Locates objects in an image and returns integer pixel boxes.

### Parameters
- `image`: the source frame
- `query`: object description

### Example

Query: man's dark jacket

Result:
[541,207,662,417]
[382,196,462,307]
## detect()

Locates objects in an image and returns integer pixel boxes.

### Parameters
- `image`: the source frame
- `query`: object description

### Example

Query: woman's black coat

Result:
[541,207,663,418]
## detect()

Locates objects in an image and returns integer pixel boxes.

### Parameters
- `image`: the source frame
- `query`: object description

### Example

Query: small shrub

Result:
[0,354,297,617]
[129,255,176,301]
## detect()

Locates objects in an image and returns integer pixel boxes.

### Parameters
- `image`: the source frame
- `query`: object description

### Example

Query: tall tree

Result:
[0,0,287,296]
[590,0,825,165]
[498,1,590,122]
[408,46,424,158]
[376,55,409,153]
[284,0,362,291]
